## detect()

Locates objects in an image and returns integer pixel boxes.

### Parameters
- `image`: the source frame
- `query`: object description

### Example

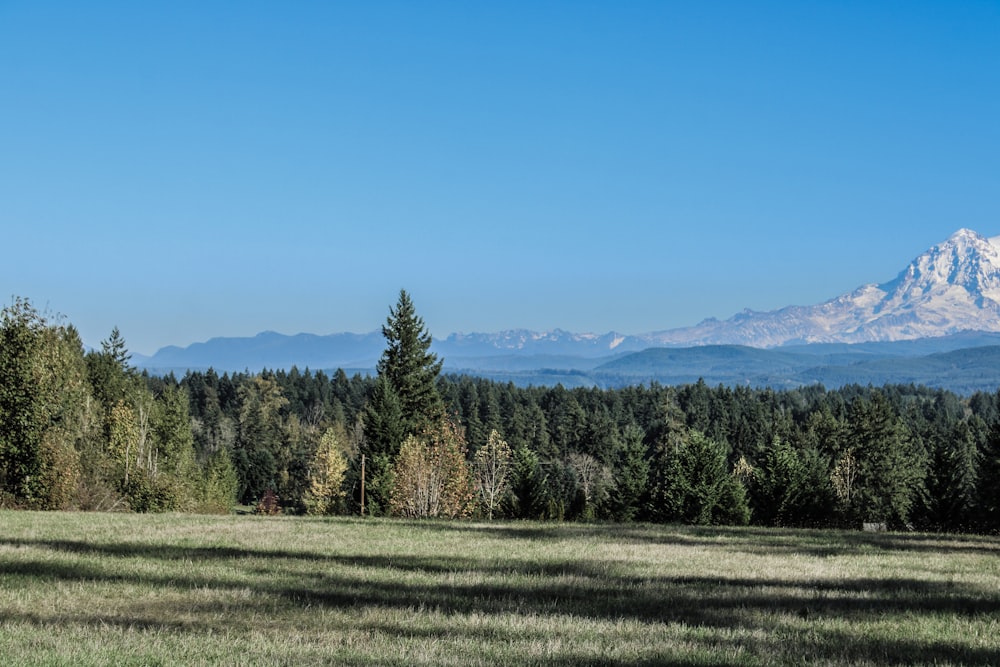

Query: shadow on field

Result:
[0,537,277,562]
[2,525,1000,665]
[4,519,997,562]
[377,519,1000,559]
[670,525,1000,558]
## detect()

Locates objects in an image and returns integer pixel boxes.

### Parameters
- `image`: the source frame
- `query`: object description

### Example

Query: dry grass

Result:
[0,512,998,665]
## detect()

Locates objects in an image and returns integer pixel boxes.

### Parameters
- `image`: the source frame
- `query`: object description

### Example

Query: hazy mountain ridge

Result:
[588,341,1000,394]
[144,330,385,371]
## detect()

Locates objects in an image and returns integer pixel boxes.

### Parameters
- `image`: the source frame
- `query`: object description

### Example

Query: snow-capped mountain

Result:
[137,228,1000,373]
[438,329,647,358]
[645,228,1000,347]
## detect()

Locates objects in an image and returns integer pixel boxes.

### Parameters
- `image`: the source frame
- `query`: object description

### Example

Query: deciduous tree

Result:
[390,420,473,518]
[567,451,611,519]
[474,429,512,520]
[304,426,348,515]
[0,299,91,509]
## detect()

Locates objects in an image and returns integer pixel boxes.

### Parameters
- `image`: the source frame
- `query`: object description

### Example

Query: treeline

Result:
[170,366,1000,532]
[0,298,236,513]
[3,294,1000,533]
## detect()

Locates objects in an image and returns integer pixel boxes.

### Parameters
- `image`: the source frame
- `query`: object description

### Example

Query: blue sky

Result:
[2,2,998,355]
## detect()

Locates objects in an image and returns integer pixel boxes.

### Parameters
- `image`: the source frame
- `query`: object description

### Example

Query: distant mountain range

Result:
[136,229,1000,393]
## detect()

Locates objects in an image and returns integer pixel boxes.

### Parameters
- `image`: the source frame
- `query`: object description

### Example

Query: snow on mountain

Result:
[437,329,647,358]
[645,228,1000,347]
[137,228,1000,372]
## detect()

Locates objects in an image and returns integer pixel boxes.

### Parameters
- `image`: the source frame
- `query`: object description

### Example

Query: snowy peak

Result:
[439,329,646,357]
[646,228,1000,347]
[881,228,1000,306]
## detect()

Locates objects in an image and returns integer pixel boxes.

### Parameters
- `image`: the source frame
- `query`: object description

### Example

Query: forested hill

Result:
[587,344,1000,394]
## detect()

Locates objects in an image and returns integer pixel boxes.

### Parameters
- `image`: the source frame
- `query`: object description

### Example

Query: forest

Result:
[2,293,999,533]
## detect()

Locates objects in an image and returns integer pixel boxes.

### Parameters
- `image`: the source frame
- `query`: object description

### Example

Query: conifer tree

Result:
[753,436,834,527]
[362,375,407,457]
[975,421,1000,532]
[374,289,444,435]
[233,375,287,504]
[841,393,926,527]
[607,424,648,522]
[361,290,446,515]
[358,375,406,514]
[150,384,199,510]
[200,448,239,513]
[509,444,546,519]
[920,419,980,531]
[648,430,749,526]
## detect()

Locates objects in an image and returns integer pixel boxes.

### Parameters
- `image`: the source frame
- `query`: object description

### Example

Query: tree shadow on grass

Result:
[3,524,1000,665]
[3,547,999,665]
[355,618,1000,667]
[602,524,1000,559]
[4,545,998,619]
[380,519,1000,559]
[4,518,998,565]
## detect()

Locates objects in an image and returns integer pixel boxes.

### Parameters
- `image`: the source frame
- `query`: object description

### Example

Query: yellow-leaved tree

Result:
[304,426,348,515]
[390,419,473,519]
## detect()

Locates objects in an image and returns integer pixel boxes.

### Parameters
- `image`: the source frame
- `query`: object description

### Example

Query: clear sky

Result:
[2,2,998,355]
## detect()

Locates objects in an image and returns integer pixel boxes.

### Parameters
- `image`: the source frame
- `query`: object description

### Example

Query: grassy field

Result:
[0,512,998,666]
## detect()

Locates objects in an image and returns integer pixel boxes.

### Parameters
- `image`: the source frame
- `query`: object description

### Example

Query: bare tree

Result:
[474,430,512,520]
[832,448,859,508]
[568,452,612,517]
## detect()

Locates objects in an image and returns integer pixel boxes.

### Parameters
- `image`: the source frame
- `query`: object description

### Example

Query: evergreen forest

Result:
[3,293,1000,534]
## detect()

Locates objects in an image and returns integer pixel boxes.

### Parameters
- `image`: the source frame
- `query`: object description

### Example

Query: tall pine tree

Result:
[372,289,444,438]
[360,290,445,515]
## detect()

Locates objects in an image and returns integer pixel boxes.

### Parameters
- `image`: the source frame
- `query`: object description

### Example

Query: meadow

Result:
[0,512,998,666]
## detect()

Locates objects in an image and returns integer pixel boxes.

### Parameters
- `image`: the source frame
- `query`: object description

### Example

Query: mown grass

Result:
[0,512,998,665]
